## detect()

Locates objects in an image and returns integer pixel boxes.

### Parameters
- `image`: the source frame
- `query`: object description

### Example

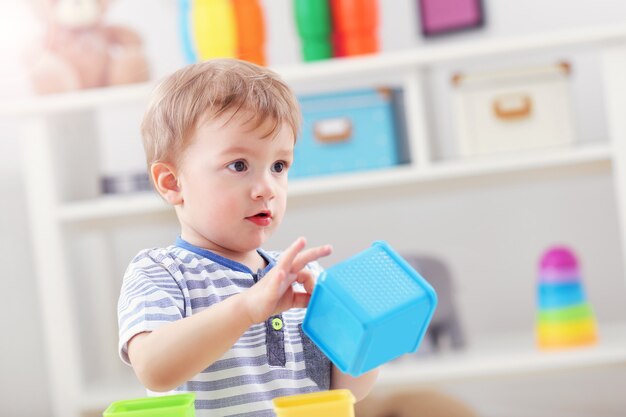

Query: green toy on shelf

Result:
[293,0,333,61]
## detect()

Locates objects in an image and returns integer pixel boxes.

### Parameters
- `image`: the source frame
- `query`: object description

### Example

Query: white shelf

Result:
[76,323,626,410]
[278,25,626,82]
[289,143,612,196]
[81,379,145,413]
[57,143,612,224]
[0,82,154,118]
[424,142,612,181]
[57,192,173,223]
[4,25,626,118]
[378,322,626,387]
[12,23,626,417]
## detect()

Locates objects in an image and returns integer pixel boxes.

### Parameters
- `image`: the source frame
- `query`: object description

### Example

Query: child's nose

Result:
[251,174,275,200]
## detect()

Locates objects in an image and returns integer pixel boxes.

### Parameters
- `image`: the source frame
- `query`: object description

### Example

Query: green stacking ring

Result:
[538,303,593,323]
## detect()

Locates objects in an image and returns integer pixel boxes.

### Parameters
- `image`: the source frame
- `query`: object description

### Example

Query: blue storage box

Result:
[291,88,405,179]
[303,241,437,376]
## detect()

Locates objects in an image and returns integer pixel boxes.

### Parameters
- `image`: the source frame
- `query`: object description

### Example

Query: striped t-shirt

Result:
[118,237,332,417]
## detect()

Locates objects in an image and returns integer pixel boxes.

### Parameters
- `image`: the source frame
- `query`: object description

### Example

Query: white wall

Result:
[0,122,52,416]
[2,1,626,416]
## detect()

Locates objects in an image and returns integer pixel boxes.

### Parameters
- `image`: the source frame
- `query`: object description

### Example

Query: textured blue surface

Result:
[303,241,438,376]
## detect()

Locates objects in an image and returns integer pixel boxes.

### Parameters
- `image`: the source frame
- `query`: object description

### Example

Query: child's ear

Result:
[151,162,183,205]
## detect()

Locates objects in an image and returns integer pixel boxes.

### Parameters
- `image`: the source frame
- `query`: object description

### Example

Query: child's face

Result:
[175,110,294,257]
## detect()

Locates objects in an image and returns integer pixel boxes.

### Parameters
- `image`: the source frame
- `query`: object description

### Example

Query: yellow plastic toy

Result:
[272,389,356,417]
[537,315,598,348]
[192,0,238,60]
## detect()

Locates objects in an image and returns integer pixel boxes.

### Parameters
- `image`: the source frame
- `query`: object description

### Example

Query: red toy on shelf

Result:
[330,0,379,57]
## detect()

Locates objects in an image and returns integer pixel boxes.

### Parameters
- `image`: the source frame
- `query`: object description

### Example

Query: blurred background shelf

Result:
[58,192,171,224]
[378,322,626,388]
[57,143,612,224]
[8,23,626,417]
[81,379,145,414]
[76,323,626,413]
[4,25,626,118]
[0,82,153,117]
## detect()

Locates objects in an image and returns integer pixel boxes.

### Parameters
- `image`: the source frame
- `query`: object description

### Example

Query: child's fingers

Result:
[291,292,312,309]
[272,269,289,296]
[295,269,316,294]
[277,237,307,272]
[290,244,333,273]
[246,269,285,324]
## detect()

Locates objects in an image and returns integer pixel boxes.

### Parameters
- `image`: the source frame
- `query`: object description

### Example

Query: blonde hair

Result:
[141,58,301,179]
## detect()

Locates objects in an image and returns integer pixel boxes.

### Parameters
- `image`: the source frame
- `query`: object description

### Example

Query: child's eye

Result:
[271,161,288,173]
[227,160,248,172]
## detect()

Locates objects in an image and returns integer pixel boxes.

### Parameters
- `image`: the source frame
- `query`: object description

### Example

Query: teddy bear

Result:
[25,0,149,94]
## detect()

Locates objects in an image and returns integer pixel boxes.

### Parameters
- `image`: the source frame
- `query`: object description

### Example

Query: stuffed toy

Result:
[403,255,465,353]
[26,0,149,94]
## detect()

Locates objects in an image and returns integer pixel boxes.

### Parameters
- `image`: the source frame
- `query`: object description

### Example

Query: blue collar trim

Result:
[174,236,276,274]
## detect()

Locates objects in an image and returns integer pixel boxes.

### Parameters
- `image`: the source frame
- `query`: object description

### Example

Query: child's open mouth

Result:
[246,211,272,226]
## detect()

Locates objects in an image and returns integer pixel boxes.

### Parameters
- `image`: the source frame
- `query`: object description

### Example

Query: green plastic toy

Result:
[103,393,195,417]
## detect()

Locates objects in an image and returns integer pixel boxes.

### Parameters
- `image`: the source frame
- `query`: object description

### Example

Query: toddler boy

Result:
[117,59,378,416]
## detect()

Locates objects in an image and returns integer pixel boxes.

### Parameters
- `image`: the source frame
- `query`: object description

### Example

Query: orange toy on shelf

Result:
[233,0,266,65]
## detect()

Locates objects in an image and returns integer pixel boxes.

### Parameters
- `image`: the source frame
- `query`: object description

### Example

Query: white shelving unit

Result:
[56,143,612,224]
[378,323,626,388]
[5,26,626,417]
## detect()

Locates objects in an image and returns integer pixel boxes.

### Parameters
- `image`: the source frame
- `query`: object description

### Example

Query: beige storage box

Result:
[452,63,576,157]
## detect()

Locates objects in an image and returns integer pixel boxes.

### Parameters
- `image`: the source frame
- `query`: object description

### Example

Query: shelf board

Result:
[78,323,626,412]
[290,143,612,194]
[57,192,173,223]
[81,379,145,413]
[4,25,626,118]
[0,82,154,118]
[57,144,612,224]
[424,142,612,181]
[278,25,626,83]
[378,322,626,387]
[289,165,418,196]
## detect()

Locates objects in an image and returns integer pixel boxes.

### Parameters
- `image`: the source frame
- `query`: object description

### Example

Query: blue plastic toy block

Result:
[303,241,438,376]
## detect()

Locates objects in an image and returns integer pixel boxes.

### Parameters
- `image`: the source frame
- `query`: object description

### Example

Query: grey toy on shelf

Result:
[403,255,465,354]
[101,172,151,194]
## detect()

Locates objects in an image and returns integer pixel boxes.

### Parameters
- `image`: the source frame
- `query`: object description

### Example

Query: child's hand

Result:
[243,237,332,324]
